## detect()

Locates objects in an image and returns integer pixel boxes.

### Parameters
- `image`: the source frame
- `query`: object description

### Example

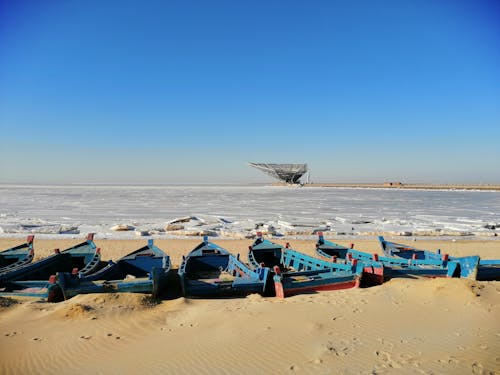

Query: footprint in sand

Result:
[400,353,422,367]
[374,350,402,369]
[471,362,484,374]
[438,356,458,365]
[325,341,352,357]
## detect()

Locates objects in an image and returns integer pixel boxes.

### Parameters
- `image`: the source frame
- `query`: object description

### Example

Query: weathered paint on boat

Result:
[179,236,270,298]
[249,233,365,298]
[378,236,499,281]
[316,233,479,280]
[47,239,171,302]
[315,233,384,285]
[0,234,102,298]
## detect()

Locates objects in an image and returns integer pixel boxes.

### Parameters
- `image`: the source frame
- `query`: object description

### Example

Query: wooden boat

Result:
[313,233,384,286]
[178,236,270,297]
[316,233,479,280]
[46,239,171,302]
[0,235,35,273]
[0,234,102,298]
[378,236,499,281]
[248,233,364,298]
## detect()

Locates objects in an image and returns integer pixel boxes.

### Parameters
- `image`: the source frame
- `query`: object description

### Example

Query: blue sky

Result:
[1,1,499,184]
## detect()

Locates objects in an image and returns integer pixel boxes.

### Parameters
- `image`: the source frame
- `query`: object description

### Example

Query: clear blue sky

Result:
[1,1,499,184]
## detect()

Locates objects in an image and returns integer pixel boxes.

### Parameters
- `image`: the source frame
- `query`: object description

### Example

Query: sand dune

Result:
[0,238,499,374]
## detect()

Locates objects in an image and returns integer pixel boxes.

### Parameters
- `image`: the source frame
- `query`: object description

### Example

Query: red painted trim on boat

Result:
[276,278,359,298]
[274,282,285,298]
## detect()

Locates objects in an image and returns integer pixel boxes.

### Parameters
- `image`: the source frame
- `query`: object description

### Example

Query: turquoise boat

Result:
[248,233,369,298]
[316,233,479,280]
[378,236,499,281]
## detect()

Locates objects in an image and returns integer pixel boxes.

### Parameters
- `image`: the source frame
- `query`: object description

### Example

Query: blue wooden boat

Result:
[178,236,270,297]
[316,233,479,280]
[313,233,384,285]
[46,239,171,302]
[0,235,35,273]
[248,233,365,298]
[378,236,500,281]
[0,234,102,298]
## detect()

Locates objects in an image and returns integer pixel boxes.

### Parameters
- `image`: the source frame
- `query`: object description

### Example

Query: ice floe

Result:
[0,185,498,239]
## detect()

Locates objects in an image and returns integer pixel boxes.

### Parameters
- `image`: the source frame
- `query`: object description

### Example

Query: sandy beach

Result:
[0,237,499,374]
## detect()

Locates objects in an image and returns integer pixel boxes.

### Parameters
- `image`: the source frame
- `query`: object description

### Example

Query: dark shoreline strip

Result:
[271,183,500,191]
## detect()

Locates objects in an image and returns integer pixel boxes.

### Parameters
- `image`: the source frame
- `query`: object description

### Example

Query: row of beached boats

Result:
[0,233,498,302]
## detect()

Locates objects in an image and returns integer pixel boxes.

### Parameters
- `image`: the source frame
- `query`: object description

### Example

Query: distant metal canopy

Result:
[249,163,308,184]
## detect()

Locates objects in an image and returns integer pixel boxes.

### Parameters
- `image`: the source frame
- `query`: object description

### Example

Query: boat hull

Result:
[48,240,171,302]
[274,274,361,298]
[378,236,484,280]
[476,261,500,281]
[49,269,167,301]
[250,234,366,298]
[0,235,100,285]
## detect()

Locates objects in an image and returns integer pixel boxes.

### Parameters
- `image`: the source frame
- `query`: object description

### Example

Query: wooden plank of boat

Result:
[378,236,499,281]
[178,236,270,298]
[0,235,35,273]
[316,233,479,280]
[47,239,171,302]
[249,233,366,298]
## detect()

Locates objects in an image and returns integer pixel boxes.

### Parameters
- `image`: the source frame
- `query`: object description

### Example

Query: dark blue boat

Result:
[0,234,102,298]
[378,236,499,281]
[46,239,171,302]
[0,235,35,273]
[316,233,479,280]
[248,233,366,297]
[178,237,270,297]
